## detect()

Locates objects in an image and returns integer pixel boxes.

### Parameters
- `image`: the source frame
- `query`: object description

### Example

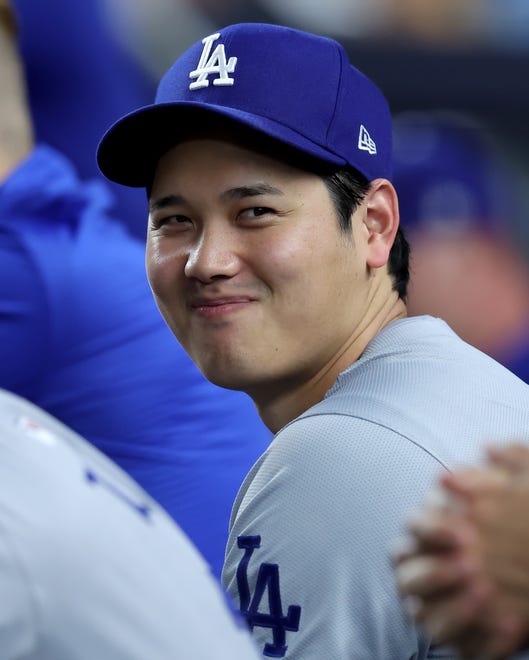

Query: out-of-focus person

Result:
[12,0,156,238]
[0,387,260,659]
[394,443,529,659]
[0,0,271,580]
[393,111,529,382]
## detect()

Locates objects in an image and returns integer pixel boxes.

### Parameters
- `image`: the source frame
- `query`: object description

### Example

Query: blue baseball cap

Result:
[97,22,393,187]
[393,112,515,235]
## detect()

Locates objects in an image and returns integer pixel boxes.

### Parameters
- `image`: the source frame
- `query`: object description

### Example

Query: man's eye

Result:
[240,207,274,219]
[150,215,190,229]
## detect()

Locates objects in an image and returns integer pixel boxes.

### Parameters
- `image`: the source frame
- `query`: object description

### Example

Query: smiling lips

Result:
[189,296,256,319]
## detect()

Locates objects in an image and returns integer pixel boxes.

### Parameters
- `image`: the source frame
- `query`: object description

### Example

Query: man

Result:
[393,110,529,382]
[0,1,270,578]
[394,444,529,658]
[0,387,260,658]
[97,22,529,658]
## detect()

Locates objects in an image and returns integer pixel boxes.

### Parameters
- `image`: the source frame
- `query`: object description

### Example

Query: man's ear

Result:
[363,179,399,269]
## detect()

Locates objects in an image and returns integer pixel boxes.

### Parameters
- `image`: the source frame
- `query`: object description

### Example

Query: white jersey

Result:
[0,389,259,660]
[223,316,529,659]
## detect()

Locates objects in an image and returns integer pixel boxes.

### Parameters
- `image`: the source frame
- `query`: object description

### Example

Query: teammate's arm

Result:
[0,521,36,658]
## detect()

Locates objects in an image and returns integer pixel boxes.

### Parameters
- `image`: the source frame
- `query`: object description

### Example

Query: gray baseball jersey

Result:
[223,316,529,659]
[0,389,259,660]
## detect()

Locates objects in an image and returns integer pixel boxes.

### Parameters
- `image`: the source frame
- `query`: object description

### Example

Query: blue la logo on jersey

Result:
[236,535,301,658]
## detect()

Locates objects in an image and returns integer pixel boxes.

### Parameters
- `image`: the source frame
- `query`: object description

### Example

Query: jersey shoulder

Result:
[0,389,260,659]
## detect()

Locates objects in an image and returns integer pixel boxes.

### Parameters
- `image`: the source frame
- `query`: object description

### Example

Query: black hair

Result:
[321,167,410,301]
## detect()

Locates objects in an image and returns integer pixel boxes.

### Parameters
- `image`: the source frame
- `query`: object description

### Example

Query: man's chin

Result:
[204,369,254,393]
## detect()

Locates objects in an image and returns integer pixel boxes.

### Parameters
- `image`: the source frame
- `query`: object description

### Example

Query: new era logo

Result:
[189,32,237,90]
[358,125,377,155]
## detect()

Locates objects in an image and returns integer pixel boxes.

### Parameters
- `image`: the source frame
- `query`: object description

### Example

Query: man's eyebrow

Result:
[149,184,283,213]
[221,183,284,201]
[148,194,185,214]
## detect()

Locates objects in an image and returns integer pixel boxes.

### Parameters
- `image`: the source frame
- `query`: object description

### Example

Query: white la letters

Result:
[189,33,238,90]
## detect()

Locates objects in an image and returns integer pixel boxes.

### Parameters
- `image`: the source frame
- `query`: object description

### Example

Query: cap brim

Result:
[97,102,347,188]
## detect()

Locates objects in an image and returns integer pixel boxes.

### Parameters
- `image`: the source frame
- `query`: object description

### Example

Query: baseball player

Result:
[393,110,529,383]
[0,387,260,659]
[97,22,529,658]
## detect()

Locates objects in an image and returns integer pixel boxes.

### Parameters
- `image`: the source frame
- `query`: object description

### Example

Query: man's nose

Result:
[184,224,241,282]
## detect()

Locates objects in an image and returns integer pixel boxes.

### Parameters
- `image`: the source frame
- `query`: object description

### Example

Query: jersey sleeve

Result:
[223,414,456,659]
[0,234,49,394]
[0,520,36,658]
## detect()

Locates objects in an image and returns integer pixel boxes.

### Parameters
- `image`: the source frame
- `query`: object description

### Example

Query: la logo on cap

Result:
[189,33,238,90]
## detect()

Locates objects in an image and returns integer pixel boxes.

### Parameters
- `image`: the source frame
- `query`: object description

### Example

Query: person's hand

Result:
[485,442,529,477]
[394,458,529,658]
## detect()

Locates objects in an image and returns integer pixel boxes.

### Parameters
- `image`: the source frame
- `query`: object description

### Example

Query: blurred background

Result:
[12,0,529,377]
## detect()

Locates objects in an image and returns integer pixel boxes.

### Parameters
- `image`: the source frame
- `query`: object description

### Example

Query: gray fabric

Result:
[0,389,258,660]
[223,316,529,659]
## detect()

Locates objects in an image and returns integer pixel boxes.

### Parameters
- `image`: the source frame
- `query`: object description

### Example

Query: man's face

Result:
[147,137,372,399]
[0,1,16,38]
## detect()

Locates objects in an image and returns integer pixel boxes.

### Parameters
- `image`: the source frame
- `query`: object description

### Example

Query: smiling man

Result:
[97,23,529,658]
[147,134,402,422]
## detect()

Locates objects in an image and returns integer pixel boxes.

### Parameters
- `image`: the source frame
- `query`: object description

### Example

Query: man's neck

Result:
[254,295,407,434]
